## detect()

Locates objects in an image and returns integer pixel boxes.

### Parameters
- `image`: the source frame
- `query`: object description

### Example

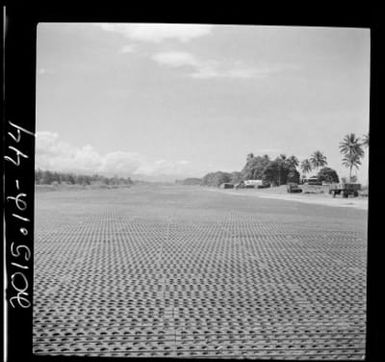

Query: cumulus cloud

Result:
[36,131,107,173]
[152,51,198,67]
[152,51,283,79]
[100,151,143,175]
[97,24,290,79]
[97,23,213,43]
[118,44,137,54]
[35,131,192,177]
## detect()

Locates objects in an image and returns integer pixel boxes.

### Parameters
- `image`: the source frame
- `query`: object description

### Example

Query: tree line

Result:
[200,154,302,187]
[198,132,368,187]
[36,133,368,188]
[35,169,133,186]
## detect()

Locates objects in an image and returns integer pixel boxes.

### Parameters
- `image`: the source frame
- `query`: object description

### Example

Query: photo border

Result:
[3,2,381,361]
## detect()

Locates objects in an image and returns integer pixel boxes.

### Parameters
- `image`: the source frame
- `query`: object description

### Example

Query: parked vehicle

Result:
[244,179,263,188]
[287,182,303,193]
[329,183,361,198]
[234,180,270,189]
[302,176,322,186]
[220,183,234,189]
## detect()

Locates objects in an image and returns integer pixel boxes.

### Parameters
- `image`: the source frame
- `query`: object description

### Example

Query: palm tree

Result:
[361,133,369,148]
[342,153,362,182]
[309,151,327,173]
[277,154,287,185]
[339,133,364,182]
[300,159,312,178]
[286,155,299,169]
[361,133,369,159]
[339,133,364,156]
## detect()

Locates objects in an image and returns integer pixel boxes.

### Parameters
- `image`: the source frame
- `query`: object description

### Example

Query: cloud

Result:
[35,131,192,177]
[152,51,283,79]
[118,44,137,54]
[97,24,291,79]
[100,151,143,174]
[36,131,107,173]
[152,51,198,67]
[97,23,213,43]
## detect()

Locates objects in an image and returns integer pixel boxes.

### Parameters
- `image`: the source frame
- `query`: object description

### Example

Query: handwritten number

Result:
[12,213,30,222]
[6,121,34,309]
[7,193,27,211]
[9,272,30,308]
[8,121,35,140]
[4,146,29,166]
[10,242,31,261]
[9,295,31,309]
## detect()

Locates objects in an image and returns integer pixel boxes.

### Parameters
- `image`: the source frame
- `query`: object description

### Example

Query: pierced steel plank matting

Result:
[33,187,367,359]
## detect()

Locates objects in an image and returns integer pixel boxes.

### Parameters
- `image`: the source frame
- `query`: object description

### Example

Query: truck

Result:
[329,183,361,198]
[302,176,322,186]
[244,179,263,188]
[220,183,234,189]
[235,180,271,189]
[287,182,303,193]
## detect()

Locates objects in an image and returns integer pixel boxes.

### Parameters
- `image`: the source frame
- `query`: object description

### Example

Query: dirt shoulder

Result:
[207,185,368,210]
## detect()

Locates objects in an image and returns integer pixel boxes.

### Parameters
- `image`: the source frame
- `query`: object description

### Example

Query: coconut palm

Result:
[277,154,288,185]
[309,151,327,173]
[361,133,369,159]
[342,153,362,182]
[361,133,369,148]
[339,133,364,157]
[286,155,299,169]
[300,159,312,178]
[339,133,364,182]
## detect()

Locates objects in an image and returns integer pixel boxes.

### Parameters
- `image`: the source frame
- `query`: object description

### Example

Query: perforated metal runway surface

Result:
[33,185,367,359]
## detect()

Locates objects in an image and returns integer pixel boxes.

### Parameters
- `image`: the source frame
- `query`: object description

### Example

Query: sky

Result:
[36,23,370,183]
